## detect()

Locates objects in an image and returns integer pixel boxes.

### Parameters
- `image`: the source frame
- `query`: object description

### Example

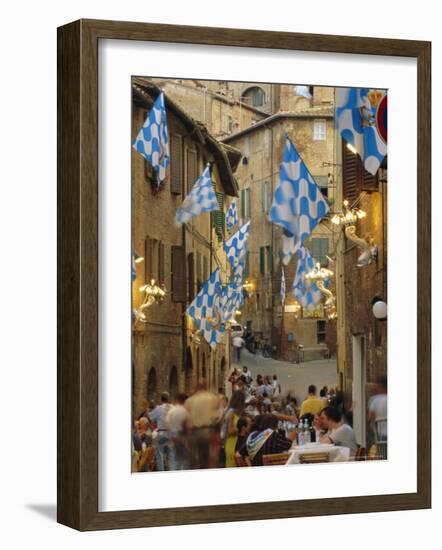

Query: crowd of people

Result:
[132,367,369,472]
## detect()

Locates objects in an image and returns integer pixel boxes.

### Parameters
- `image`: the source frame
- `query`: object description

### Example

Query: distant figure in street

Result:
[368,375,387,441]
[242,365,253,387]
[185,379,221,469]
[232,335,245,362]
[272,375,281,398]
[300,385,326,417]
[228,367,240,393]
[319,406,358,456]
[166,393,190,470]
[148,392,174,471]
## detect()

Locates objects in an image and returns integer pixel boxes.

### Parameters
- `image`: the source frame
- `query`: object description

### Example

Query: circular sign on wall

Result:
[376,94,387,144]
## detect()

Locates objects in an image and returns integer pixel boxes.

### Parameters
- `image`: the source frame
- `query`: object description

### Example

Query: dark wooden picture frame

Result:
[57,19,431,531]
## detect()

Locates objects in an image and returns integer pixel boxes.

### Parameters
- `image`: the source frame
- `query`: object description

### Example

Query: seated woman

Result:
[246,414,295,467]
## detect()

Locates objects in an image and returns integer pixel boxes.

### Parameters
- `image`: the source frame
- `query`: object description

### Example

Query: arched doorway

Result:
[169,365,179,400]
[185,346,193,396]
[147,367,157,404]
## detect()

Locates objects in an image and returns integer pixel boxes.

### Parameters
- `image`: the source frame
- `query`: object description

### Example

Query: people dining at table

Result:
[132,373,363,472]
[319,406,358,456]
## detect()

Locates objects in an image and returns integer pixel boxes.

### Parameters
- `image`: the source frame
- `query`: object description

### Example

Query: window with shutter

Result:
[268,246,273,274]
[259,247,265,274]
[361,166,379,191]
[186,149,198,194]
[187,253,195,302]
[170,134,183,195]
[158,242,165,285]
[171,246,186,302]
[342,139,379,200]
[311,237,329,265]
[211,191,225,242]
[342,139,362,203]
[203,255,208,281]
[244,251,250,278]
[144,237,161,283]
[196,251,202,291]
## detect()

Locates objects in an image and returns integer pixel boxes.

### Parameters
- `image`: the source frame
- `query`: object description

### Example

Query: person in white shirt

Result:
[166,393,190,470]
[148,392,174,471]
[368,375,387,441]
[232,335,245,362]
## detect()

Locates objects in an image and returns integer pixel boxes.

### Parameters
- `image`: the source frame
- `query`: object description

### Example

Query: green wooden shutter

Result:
[244,251,250,277]
[170,134,183,195]
[187,252,195,302]
[240,189,245,218]
[259,247,265,274]
[171,246,186,302]
[212,191,225,242]
[268,245,273,273]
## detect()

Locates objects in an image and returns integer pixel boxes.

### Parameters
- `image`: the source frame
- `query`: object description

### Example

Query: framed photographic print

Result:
[57,19,431,530]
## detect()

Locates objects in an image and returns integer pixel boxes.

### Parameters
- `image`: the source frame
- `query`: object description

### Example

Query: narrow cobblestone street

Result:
[231,349,338,403]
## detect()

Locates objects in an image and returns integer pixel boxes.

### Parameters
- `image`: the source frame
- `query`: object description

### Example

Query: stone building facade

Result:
[223,107,339,359]
[149,78,268,139]
[336,139,388,448]
[131,79,240,418]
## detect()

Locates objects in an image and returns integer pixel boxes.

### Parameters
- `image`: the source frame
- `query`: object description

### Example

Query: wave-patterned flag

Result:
[133,92,170,184]
[280,267,286,305]
[291,247,322,310]
[226,199,238,231]
[175,164,219,225]
[219,282,244,323]
[336,87,387,176]
[186,268,225,349]
[224,221,251,269]
[269,135,329,265]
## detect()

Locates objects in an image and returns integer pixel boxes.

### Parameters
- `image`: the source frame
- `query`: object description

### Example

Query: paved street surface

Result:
[231,349,337,405]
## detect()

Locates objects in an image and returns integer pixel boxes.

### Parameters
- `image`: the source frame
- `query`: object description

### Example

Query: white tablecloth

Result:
[285,443,350,465]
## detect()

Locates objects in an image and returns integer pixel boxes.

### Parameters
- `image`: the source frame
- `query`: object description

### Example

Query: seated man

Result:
[319,406,358,456]
[300,385,325,417]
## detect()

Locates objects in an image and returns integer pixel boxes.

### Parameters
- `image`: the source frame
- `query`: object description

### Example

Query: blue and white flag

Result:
[226,199,238,231]
[291,247,322,310]
[269,135,329,265]
[186,268,225,349]
[133,91,170,184]
[224,221,251,269]
[335,87,387,176]
[294,85,312,99]
[219,282,244,323]
[280,267,286,304]
[175,164,219,225]
[231,258,246,286]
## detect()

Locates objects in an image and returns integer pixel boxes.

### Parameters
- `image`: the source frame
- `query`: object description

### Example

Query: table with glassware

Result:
[285,442,351,465]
